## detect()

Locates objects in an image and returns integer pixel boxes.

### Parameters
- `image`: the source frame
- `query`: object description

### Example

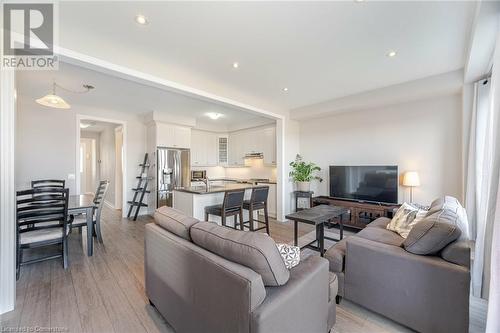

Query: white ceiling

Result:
[58,1,477,111]
[16,61,275,130]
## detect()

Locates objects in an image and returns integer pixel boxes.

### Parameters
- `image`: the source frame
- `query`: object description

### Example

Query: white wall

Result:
[16,98,147,215]
[16,99,77,191]
[299,94,463,205]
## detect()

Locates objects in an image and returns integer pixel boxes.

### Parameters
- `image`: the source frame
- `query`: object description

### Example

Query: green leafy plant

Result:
[289,154,323,182]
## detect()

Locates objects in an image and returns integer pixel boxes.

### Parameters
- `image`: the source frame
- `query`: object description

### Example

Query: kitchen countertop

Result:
[174,183,270,195]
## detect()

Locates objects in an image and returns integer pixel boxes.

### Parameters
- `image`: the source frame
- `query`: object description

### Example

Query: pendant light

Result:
[35,82,94,110]
[36,82,71,109]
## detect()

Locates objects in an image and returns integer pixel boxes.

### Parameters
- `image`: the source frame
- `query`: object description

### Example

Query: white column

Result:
[0,68,16,314]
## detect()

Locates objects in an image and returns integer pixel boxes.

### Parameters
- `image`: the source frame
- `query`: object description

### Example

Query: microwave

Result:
[191,170,207,180]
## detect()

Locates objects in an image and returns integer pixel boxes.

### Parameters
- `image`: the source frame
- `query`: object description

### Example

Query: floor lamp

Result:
[403,171,420,203]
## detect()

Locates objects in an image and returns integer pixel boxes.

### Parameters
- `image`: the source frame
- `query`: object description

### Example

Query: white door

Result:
[80,138,96,194]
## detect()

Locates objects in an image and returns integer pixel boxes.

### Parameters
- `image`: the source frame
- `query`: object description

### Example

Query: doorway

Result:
[79,119,125,212]
[80,138,97,194]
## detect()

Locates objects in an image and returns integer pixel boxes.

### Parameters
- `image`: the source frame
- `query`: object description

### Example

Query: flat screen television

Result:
[329,165,398,204]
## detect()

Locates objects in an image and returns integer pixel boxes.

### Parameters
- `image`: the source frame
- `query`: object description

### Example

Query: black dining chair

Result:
[240,186,270,234]
[205,189,245,229]
[71,180,109,243]
[31,179,65,189]
[16,187,72,279]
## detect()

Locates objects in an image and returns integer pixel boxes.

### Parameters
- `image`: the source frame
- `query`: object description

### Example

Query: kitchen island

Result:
[173,184,268,226]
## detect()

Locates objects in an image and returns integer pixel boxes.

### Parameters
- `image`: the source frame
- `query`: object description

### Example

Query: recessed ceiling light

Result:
[387,50,397,57]
[206,112,224,120]
[232,62,239,69]
[283,88,289,92]
[135,15,148,25]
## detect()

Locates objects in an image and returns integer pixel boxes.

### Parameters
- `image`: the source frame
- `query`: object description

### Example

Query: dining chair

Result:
[204,189,245,229]
[241,186,270,234]
[71,180,109,243]
[31,179,65,189]
[16,187,72,280]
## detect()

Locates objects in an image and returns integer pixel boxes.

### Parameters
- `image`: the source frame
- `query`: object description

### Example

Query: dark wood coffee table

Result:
[285,205,349,256]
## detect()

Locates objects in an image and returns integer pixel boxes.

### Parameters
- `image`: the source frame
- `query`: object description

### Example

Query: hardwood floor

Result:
[0,207,487,333]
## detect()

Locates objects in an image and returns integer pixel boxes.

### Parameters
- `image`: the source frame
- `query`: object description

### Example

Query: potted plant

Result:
[289,154,323,192]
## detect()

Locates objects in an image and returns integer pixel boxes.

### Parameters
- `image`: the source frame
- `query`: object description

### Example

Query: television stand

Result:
[312,196,400,230]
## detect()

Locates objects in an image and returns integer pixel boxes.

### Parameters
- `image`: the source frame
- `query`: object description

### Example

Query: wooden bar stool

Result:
[204,189,245,229]
[240,186,270,235]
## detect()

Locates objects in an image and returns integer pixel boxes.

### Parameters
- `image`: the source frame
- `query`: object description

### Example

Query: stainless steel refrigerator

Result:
[157,147,190,208]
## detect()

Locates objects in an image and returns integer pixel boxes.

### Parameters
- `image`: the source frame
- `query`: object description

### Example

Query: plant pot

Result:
[296,181,311,192]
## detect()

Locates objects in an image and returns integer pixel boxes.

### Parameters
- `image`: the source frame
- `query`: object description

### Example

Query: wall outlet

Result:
[68,174,76,180]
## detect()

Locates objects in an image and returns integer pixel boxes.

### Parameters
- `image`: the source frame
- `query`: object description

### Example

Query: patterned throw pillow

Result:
[276,243,300,269]
[387,202,427,239]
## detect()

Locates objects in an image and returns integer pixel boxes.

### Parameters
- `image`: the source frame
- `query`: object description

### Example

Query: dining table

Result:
[68,194,96,256]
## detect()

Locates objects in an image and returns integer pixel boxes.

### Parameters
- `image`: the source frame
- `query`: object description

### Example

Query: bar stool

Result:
[240,186,270,235]
[204,189,245,229]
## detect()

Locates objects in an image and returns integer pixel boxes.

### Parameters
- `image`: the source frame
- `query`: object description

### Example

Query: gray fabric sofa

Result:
[145,207,337,333]
[325,196,470,333]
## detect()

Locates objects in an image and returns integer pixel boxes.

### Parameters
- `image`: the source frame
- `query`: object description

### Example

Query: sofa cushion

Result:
[403,209,462,255]
[154,207,199,241]
[190,222,290,286]
[427,196,469,240]
[386,203,427,238]
[367,217,391,229]
[324,238,347,273]
[440,240,470,268]
[328,272,338,303]
[357,227,405,247]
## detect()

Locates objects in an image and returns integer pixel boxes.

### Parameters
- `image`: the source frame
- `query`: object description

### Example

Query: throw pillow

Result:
[404,208,463,255]
[276,243,300,269]
[387,202,427,238]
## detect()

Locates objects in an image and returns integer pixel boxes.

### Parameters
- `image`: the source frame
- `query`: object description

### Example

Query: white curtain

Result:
[485,32,500,333]
[466,31,500,332]
[467,77,493,298]
[467,32,500,307]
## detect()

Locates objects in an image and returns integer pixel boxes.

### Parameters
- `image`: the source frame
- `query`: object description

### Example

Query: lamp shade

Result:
[36,94,71,109]
[403,171,420,187]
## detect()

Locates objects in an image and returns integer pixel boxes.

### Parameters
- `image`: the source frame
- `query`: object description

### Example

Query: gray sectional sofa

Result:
[145,207,337,333]
[325,196,470,333]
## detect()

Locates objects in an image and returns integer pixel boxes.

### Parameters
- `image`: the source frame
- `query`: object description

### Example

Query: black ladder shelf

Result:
[127,153,151,221]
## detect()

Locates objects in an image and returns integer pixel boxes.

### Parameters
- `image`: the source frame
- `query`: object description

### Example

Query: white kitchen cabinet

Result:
[191,130,206,166]
[191,130,218,166]
[156,122,191,149]
[174,126,191,149]
[217,136,228,165]
[206,133,218,166]
[228,131,246,166]
[228,125,276,166]
[257,183,277,218]
[262,126,276,165]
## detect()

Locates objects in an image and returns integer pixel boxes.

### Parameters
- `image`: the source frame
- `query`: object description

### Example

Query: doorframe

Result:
[0,69,16,314]
[75,115,128,216]
[114,126,124,210]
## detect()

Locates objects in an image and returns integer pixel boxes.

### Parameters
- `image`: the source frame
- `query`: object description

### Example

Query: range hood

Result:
[244,152,263,159]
